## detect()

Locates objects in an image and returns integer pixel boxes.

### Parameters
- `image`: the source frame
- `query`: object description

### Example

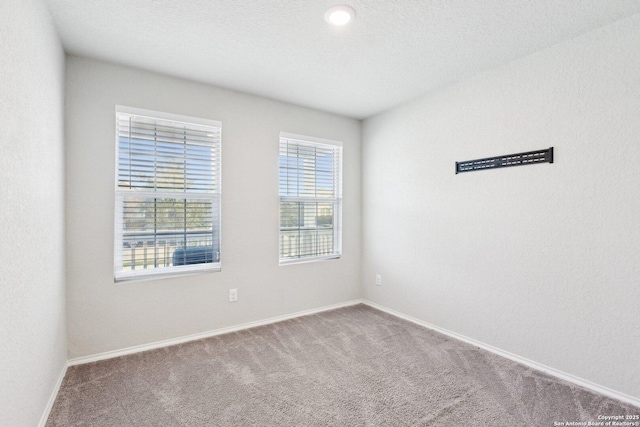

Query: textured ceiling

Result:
[43,0,640,119]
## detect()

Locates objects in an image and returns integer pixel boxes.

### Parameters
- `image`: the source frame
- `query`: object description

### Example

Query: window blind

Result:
[115,106,221,280]
[279,133,342,264]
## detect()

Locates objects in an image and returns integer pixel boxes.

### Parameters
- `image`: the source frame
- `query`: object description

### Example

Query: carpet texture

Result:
[47,305,638,426]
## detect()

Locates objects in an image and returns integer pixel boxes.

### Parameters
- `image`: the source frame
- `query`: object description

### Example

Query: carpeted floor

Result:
[47,304,638,426]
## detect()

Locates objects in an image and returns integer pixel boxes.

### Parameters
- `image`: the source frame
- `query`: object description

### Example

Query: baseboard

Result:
[37,362,68,427]
[59,298,639,412]
[68,299,363,366]
[361,299,640,408]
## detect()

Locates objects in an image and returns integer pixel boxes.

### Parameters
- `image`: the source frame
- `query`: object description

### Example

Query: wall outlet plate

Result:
[229,288,238,302]
[376,274,382,286]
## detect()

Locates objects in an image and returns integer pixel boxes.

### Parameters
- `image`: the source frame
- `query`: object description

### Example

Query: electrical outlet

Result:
[375,274,382,286]
[229,288,238,302]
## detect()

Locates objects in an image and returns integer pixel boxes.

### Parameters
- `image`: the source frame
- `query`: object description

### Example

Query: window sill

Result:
[279,255,341,266]
[114,264,221,283]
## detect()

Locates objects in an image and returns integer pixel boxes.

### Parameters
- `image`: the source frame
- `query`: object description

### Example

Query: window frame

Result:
[278,132,343,265]
[114,105,222,282]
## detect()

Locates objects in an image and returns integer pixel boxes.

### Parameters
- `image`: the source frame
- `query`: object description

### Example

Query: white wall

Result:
[65,56,361,358]
[0,0,67,425]
[362,14,640,399]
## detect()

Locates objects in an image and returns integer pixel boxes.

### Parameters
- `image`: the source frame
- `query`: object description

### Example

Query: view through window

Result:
[114,106,221,280]
[279,133,342,264]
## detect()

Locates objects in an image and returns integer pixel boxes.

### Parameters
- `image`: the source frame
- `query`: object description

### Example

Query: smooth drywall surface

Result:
[0,0,67,425]
[362,15,640,399]
[65,56,361,358]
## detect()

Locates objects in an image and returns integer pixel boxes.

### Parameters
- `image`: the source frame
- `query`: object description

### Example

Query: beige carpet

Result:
[47,304,638,426]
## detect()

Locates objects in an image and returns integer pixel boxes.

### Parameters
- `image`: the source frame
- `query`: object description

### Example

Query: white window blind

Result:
[114,106,221,281]
[279,133,342,264]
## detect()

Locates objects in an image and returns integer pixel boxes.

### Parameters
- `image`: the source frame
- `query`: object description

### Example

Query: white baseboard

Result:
[361,299,640,408]
[68,299,363,366]
[38,362,68,427]
[54,298,638,418]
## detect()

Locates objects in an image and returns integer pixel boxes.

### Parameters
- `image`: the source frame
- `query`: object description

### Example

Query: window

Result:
[114,106,221,281]
[279,133,342,264]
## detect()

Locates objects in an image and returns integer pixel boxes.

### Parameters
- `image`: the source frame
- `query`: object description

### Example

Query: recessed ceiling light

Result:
[325,5,355,26]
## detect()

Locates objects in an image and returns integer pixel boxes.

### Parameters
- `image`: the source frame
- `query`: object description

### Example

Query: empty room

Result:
[2,0,639,425]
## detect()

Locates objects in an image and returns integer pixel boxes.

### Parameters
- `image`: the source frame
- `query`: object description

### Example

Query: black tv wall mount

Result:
[456,147,553,174]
